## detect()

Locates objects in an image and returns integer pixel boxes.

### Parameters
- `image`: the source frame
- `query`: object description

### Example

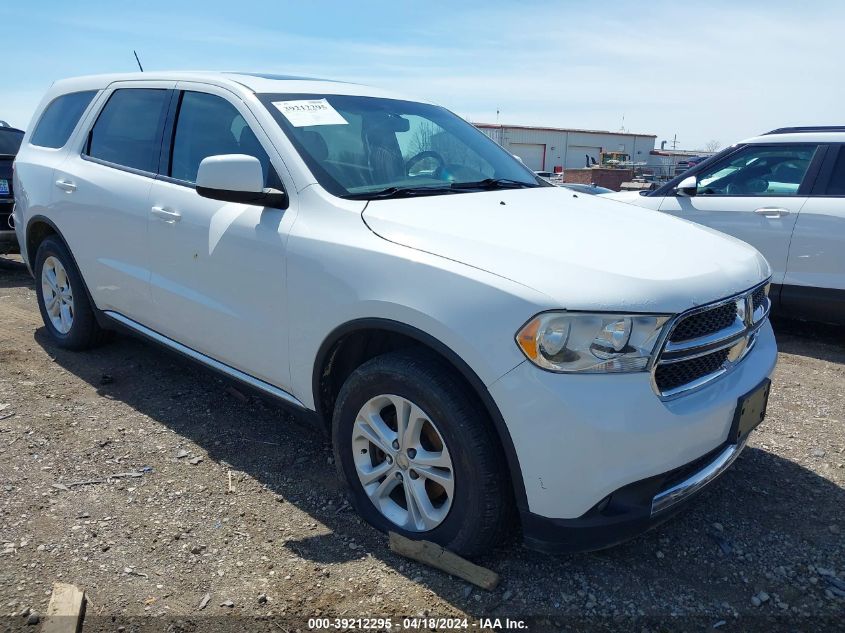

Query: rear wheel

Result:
[34,236,108,350]
[332,350,513,556]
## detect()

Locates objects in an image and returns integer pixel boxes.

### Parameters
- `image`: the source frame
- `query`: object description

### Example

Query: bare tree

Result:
[408,121,437,157]
[406,121,487,175]
[704,139,721,153]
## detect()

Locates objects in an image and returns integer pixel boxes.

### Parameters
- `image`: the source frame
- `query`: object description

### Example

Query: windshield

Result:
[258,94,542,199]
[0,129,24,155]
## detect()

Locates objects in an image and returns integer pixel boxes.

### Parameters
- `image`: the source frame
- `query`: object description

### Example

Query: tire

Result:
[34,236,108,350]
[332,350,514,556]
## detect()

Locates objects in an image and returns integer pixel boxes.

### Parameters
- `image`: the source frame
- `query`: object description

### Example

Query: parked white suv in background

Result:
[14,72,776,555]
[603,127,845,325]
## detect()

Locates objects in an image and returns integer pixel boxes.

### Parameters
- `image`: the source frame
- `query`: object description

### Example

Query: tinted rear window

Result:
[86,89,170,173]
[823,147,845,196]
[0,129,24,155]
[30,91,97,149]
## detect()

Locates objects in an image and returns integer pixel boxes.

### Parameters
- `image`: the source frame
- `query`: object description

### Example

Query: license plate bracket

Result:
[730,378,771,444]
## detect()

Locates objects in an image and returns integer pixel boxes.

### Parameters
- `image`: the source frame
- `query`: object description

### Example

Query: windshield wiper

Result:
[449,178,539,190]
[344,185,459,200]
[344,178,540,200]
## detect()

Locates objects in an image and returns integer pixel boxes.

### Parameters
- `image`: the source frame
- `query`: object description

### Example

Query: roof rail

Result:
[764,126,845,135]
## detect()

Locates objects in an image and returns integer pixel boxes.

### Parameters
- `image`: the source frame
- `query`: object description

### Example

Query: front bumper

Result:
[521,436,750,552]
[489,320,777,552]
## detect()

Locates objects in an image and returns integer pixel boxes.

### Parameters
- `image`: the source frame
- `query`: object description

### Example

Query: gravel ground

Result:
[1,255,843,632]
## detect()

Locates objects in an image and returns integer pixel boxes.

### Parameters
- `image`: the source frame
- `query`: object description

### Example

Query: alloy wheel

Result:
[41,256,74,334]
[352,394,454,532]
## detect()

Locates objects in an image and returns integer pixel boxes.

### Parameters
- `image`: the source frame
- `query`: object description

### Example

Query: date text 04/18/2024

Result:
[307,617,528,630]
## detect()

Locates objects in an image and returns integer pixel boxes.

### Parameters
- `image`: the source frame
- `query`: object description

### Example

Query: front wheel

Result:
[332,351,514,556]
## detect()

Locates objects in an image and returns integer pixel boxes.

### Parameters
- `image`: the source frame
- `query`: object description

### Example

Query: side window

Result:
[694,144,817,196]
[822,147,845,195]
[86,89,170,173]
[30,91,97,149]
[169,91,279,187]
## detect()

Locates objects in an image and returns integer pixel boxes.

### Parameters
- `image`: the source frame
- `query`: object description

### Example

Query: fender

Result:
[25,214,112,330]
[312,317,529,511]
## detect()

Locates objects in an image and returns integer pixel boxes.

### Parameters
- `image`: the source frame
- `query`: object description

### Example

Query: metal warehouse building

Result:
[474,123,657,173]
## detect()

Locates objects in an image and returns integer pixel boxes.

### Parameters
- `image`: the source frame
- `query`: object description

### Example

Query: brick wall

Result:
[562,168,633,191]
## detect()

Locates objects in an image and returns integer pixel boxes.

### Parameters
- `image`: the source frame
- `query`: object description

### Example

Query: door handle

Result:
[754,207,790,218]
[55,179,77,193]
[151,206,182,223]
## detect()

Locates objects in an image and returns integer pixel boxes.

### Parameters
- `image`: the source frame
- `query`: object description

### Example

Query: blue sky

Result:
[4,0,842,150]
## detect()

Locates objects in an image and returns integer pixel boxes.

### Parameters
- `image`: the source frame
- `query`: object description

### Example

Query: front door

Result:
[658,143,821,286]
[146,86,296,388]
[782,144,845,321]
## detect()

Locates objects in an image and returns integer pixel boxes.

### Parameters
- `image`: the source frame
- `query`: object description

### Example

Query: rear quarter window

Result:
[30,91,98,149]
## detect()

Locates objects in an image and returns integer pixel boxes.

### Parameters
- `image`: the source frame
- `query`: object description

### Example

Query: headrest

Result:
[300,130,329,161]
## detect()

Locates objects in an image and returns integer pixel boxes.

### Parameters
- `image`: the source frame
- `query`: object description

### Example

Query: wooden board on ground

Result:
[388,532,499,590]
[42,583,86,633]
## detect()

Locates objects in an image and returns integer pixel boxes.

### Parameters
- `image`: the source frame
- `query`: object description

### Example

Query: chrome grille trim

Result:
[661,322,747,359]
[652,280,771,398]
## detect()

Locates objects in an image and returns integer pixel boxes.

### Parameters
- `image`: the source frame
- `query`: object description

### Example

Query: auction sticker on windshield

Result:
[272,99,348,127]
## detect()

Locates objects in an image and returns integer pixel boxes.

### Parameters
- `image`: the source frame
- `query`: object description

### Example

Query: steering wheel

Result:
[405,150,446,177]
[727,178,769,195]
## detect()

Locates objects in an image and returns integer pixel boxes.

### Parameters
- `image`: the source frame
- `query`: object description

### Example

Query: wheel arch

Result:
[312,317,529,511]
[25,215,110,329]
[25,214,64,271]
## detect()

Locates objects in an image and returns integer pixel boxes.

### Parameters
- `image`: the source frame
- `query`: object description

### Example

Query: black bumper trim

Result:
[520,440,740,553]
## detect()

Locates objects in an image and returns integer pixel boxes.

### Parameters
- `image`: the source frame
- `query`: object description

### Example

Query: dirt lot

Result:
[1,255,843,632]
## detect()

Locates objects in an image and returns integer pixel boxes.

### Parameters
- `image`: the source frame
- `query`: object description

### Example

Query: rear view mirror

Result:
[196,154,288,208]
[675,175,698,197]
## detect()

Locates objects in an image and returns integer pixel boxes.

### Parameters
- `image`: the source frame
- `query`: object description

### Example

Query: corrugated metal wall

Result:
[476,125,656,171]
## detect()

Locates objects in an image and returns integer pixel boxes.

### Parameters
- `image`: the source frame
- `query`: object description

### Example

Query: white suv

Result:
[604,127,845,325]
[13,72,776,555]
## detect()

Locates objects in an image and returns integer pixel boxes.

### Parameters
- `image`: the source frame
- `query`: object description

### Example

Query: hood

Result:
[600,190,652,203]
[362,187,770,313]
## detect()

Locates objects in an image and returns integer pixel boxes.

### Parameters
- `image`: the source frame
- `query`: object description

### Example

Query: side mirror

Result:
[196,154,288,209]
[674,175,698,197]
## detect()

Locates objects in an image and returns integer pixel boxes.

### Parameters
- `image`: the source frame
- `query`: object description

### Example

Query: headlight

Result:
[516,312,670,373]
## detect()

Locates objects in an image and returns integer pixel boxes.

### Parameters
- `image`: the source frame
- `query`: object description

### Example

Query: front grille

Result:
[751,286,766,311]
[670,302,737,342]
[654,349,730,393]
[652,282,770,397]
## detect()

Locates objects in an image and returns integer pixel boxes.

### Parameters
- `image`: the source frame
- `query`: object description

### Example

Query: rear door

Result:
[54,82,174,321]
[658,143,823,286]
[782,144,845,322]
